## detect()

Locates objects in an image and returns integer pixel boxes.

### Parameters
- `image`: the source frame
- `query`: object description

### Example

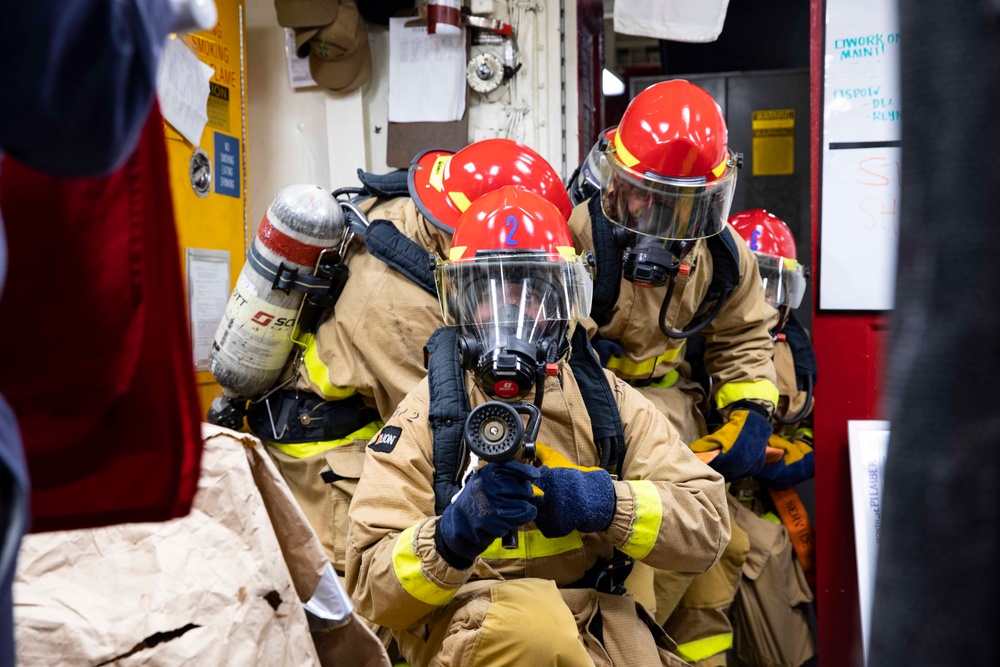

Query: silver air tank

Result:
[209,184,344,399]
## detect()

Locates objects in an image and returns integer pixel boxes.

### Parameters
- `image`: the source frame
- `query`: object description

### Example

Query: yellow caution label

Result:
[206,82,231,132]
[751,109,795,176]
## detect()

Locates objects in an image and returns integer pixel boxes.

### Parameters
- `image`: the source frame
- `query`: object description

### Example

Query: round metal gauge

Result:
[467,52,505,94]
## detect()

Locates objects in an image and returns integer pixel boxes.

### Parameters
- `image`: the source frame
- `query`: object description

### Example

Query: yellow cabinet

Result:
[163,0,248,417]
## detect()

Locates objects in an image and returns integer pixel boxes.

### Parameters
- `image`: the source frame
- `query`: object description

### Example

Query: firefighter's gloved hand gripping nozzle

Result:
[464,401,542,549]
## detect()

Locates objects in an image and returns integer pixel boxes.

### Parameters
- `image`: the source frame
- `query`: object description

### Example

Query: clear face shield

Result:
[569,137,609,207]
[599,147,738,242]
[435,253,594,400]
[755,254,808,310]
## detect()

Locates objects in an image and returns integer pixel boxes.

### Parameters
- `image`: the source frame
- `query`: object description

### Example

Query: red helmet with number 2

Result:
[435,186,591,338]
[409,138,573,234]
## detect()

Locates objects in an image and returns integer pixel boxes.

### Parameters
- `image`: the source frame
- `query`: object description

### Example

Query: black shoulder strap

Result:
[357,168,410,199]
[362,219,437,296]
[588,196,623,326]
[703,226,742,307]
[569,326,626,477]
[782,311,817,391]
[426,327,472,515]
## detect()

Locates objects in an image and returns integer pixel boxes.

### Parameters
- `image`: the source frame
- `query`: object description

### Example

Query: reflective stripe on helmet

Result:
[447,190,472,211]
[618,480,663,561]
[429,155,450,191]
[613,130,641,168]
[711,157,729,179]
[391,523,459,607]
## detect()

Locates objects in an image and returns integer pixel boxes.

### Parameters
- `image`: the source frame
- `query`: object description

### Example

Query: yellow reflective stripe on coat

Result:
[268,420,384,459]
[391,524,458,607]
[481,530,583,559]
[618,480,662,561]
[302,334,357,399]
[715,379,780,409]
[794,427,814,441]
[607,343,684,377]
[676,633,733,663]
[645,369,679,388]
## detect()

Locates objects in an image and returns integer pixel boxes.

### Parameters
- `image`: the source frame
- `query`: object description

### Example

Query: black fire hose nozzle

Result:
[464,401,542,550]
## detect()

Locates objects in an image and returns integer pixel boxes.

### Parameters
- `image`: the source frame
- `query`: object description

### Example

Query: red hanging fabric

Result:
[0,103,203,531]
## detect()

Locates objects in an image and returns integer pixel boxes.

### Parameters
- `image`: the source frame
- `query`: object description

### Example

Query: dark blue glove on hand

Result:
[756,434,814,490]
[690,401,772,482]
[533,466,617,538]
[435,461,539,569]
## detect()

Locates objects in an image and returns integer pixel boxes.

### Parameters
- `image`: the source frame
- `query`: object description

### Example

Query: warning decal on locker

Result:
[207,82,231,132]
[752,109,795,176]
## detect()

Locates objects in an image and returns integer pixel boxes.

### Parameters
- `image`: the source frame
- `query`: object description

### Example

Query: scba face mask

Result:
[437,254,592,401]
[435,185,594,401]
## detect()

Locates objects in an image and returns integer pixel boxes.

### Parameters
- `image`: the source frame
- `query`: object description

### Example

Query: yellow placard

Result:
[751,109,795,176]
[164,0,248,416]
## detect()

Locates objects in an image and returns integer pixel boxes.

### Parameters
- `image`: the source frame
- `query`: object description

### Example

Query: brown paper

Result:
[13,425,389,667]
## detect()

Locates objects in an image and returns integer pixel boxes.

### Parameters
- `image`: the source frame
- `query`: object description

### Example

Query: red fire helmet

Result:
[614,79,732,181]
[729,208,807,310]
[600,80,739,240]
[408,138,573,233]
[435,185,593,329]
[729,208,798,259]
[448,185,575,260]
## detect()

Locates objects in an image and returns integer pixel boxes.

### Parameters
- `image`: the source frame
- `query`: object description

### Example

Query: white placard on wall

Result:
[187,248,231,370]
[820,0,901,310]
[848,419,891,666]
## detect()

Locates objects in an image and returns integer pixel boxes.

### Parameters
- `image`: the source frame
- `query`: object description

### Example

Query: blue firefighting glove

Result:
[531,444,616,538]
[756,434,814,490]
[434,461,540,569]
[592,337,624,368]
[689,400,772,482]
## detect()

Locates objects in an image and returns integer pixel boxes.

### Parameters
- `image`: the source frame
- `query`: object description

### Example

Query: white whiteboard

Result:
[820,0,901,310]
[848,419,891,666]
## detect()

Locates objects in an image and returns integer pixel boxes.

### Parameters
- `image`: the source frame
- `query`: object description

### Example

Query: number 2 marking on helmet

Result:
[505,216,520,246]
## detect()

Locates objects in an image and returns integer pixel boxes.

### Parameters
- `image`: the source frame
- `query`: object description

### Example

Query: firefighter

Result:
[346,185,730,667]
[726,209,816,667]
[567,80,780,665]
[250,139,573,578]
